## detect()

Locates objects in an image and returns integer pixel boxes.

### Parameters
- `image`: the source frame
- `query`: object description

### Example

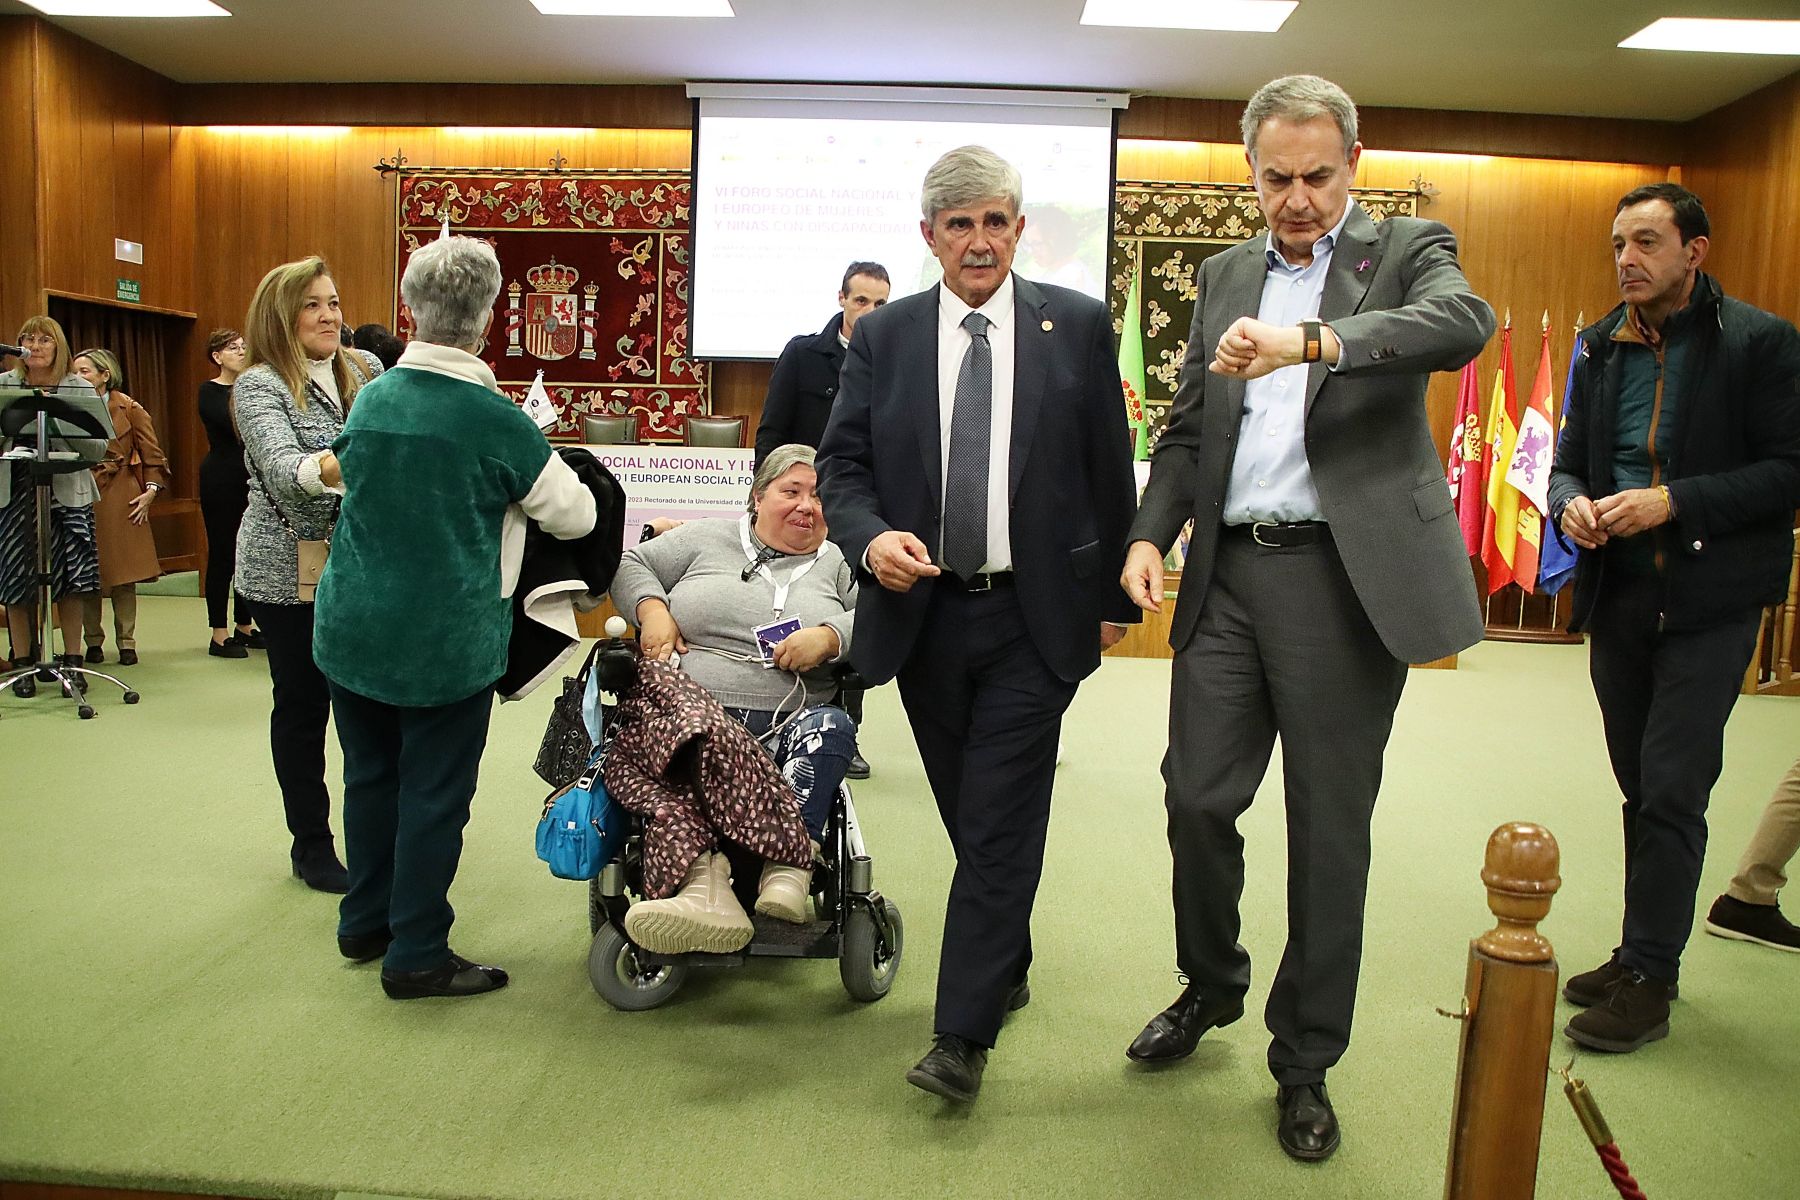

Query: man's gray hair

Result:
[749,443,817,511]
[921,145,1023,223]
[401,236,503,349]
[1241,75,1359,161]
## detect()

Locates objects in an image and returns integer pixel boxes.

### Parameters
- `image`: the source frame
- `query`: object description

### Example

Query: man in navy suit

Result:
[817,145,1139,1103]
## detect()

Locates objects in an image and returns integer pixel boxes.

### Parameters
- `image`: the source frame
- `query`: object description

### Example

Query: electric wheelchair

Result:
[581,629,903,1012]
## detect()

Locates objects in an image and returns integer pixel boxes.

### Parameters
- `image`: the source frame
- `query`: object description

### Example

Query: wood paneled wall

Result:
[0,20,42,331]
[1117,141,1672,453]
[1683,70,1800,323]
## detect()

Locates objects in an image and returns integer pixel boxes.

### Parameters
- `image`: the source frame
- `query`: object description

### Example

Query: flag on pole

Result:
[1538,330,1585,594]
[1479,319,1521,593]
[1502,318,1557,592]
[438,213,452,242]
[1445,360,1486,557]
[521,369,557,431]
[1119,266,1151,461]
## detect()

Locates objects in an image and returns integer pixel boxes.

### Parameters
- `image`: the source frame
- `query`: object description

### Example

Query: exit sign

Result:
[116,278,140,303]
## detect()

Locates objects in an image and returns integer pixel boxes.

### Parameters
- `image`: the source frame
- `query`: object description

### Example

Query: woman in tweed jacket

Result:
[234,256,380,894]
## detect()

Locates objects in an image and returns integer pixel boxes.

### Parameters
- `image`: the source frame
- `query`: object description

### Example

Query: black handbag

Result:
[532,640,606,786]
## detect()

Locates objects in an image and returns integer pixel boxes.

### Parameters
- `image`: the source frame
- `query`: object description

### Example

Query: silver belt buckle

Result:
[1251,521,1280,547]
[966,572,993,591]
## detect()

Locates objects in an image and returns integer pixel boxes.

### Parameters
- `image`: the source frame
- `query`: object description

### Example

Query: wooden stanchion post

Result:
[1443,822,1562,1199]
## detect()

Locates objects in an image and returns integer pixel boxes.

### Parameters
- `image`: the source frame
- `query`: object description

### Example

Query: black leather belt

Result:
[944,570,1015,592]
[1225,520,1331,548]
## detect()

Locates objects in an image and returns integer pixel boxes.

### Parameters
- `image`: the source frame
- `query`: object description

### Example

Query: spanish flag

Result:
[1479,320,1520,593]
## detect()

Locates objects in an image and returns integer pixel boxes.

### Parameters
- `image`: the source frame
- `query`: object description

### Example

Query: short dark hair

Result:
[206,327,242,360]
[839,261,889,295]
[1616,183,1710,244]
[350,322,405,370]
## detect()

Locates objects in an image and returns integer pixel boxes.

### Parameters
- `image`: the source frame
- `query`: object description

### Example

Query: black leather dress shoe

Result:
[1126,984,1244,1063]
[338,929,393,963]
[84,644,104,664]
[1007,977,1031,1013]
[905,1034,987,1102]
[846,752,871,780]
[117,648,138,666]
[381,953,509,999]
[1277,1082,1340,1161]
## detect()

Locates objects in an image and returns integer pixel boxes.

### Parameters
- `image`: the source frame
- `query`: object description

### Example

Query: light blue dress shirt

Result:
[1222,206,1354,525]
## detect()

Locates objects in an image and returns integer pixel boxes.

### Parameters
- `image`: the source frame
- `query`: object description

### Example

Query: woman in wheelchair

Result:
[606,443,858,954]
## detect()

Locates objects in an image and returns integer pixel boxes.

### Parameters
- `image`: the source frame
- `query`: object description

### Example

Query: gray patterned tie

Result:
[942,311,992,579]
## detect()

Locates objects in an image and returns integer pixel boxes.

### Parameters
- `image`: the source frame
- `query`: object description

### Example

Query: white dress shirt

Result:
[936,274,1017,573]
[1222,205,1354,525]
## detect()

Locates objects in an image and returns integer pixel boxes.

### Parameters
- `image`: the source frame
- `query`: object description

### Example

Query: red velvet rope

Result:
[1597,1143,1647,1200]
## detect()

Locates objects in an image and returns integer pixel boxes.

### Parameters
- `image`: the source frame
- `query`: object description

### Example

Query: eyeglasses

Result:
[19,334,55,346]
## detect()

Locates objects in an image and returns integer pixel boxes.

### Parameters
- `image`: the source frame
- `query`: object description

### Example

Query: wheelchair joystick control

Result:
[604,616,628,639]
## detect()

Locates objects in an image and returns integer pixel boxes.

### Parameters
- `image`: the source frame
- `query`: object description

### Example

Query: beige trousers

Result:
[1726,755,1800,906]
[80,583,137,650]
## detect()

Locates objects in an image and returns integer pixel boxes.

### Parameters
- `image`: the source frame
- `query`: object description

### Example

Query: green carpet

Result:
[2,595,1796,1200]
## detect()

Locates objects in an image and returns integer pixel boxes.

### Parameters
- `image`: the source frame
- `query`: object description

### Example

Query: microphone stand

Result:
[0,384,137,719]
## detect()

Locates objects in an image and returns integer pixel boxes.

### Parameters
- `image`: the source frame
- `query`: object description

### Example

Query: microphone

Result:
[0,342,23,358]
[742,543,785,581]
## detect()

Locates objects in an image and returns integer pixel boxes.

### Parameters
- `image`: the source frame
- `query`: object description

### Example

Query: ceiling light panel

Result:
[21,1,231,15]
[1080,0,1296,33]
[530,0,734,15]
[1620,19,1800,56]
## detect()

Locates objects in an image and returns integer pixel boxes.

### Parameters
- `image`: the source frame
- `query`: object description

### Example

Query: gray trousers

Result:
[1163,530,1406,1087]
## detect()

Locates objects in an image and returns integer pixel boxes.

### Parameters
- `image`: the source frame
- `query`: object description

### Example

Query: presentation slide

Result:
[690,88,1122,361]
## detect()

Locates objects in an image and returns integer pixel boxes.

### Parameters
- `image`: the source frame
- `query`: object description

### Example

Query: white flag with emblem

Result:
[438,214,452,241]
[521,370,557,431]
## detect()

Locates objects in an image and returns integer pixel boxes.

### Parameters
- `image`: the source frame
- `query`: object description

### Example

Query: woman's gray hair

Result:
[1241,75,1359,161]
[401,236,503,349]
[921,145,1023,223]
[749,443,817,512]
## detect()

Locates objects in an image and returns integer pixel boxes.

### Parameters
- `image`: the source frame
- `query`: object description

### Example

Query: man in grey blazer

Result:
[1119,75,1494,1161]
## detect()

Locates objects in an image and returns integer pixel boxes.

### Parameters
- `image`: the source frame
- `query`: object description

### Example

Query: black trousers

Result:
[199,457,252,630]
[245,599,334,857]
[1588,577,1762,983]
[896,584,1076,1049]
[1164,532,1407,1087]
[332,681,495,973]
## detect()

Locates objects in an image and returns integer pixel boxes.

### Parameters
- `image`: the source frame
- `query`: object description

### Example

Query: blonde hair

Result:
[74,347,125,395]
[16,315,73,382]
[242,257,367,410]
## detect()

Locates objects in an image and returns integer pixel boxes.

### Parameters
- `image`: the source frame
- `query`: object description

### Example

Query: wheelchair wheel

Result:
[839,897,903,1002]
[589,922,688,1011]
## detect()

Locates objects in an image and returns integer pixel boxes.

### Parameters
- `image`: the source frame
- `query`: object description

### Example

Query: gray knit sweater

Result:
[610,516,857,711]
[233,350,381,605]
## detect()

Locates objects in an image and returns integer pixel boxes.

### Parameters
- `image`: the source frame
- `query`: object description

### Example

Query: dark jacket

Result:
[499,447,626,699]
[1548,272,1800,633]
[753,312,846,464]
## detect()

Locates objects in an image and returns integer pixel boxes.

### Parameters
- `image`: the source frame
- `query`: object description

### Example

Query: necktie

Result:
[942,311,992,579]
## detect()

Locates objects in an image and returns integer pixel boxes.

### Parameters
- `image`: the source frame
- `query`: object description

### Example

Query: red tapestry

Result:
[394,169,707,442]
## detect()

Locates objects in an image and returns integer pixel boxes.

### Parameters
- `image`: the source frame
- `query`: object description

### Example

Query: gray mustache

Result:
[961,253,998,268]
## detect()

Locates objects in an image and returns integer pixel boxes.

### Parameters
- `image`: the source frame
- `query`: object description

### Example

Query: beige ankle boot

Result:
[754,856,813,924]
[624,851,754,953]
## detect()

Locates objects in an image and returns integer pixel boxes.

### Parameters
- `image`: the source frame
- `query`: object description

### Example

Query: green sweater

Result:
[313,362,557,706]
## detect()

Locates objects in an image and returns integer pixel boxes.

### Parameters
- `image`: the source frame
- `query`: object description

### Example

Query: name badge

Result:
[752,617,803,664]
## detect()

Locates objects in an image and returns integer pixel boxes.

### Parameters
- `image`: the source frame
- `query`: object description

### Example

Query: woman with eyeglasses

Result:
[197,328,262,657]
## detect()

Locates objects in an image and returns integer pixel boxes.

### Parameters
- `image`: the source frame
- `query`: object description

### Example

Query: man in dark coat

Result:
[1550,181,1800,1054]
[753,261,890,465]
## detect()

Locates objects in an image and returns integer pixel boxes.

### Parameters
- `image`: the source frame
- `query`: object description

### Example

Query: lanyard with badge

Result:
[741,513,823,663]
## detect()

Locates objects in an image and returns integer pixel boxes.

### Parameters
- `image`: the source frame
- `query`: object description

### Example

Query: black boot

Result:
[292,841,350,894]
[10,657,35,699]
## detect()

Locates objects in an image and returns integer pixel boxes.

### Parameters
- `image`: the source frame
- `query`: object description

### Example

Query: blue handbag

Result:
[536,747,624,881]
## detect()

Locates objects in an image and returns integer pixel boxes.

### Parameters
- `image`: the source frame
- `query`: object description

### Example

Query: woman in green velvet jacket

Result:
[313,235,596,1000]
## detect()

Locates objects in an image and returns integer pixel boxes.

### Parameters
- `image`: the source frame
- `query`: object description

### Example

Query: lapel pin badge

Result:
[1356,259,1371,273]
[1041,320,1054,332]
